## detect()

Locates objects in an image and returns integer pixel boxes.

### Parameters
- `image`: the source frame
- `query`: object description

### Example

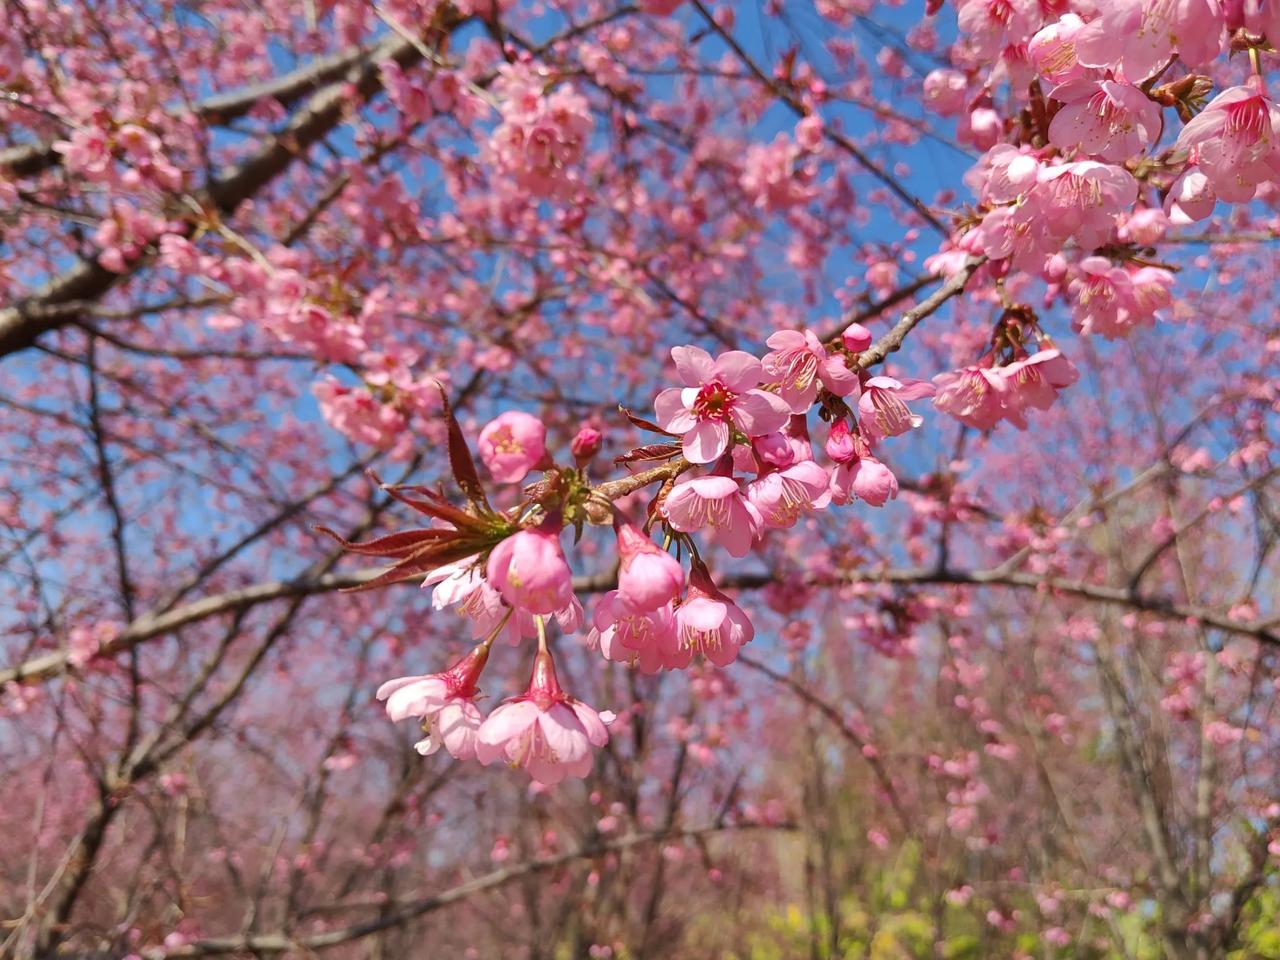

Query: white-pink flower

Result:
[376,645,490,759]
[762,329,860,413]
[858,376,936,441]
[661,474,763,557]
[654,346,792,463]
[475,650,611,785]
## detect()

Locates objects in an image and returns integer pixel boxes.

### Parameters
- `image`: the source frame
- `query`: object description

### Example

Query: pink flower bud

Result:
[615,521,684,613]
[478,411,547,484]
[850,456,898,506]
[824,419,856,462]
[486,527,575,614]
[571,424,603,462]
[752,431,795,468]
[841,322,872,353]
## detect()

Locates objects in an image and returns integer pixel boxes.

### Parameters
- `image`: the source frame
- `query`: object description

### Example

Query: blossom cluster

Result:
[357,300,1092,785]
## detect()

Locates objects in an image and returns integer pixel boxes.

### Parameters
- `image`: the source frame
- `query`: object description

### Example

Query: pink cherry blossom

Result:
[478,411,548,484]
[1175,83,1280,203]
[1000,348,1080,428]
[1164,166,1218,223]
[922,69,969,116]
[841,322,873,353]
[746,460,831,529]
[1032,161,1138,250]
[1048,80,1163,162]
[824,418,857,462]
[475,649,610,785]
[486,527,575,615]
[830,455,899,507]
[858,376,937,441]
[660,475,762,558]
[956,0,1040,58]
[1075,0,1224,81]
[1027,14,1090,84]
[615,520,684,613]
[971,144,1042,204]
[933,365,1009,429]
[589,592,687,674]
[376,645,489,759]
[761,329,860,413]
[1069,256,1135,339]
[674,568,754,667]
[1228,0,1280,38]
[654,346,791,463]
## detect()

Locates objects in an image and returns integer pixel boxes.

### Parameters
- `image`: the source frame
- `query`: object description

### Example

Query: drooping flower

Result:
[674,567,754,667]
[746,459,831,529]
[858,376,937,441]
[999,348,1080,428]
[589,592,687,674]
[932,365,1009,429]
[1069,256,1135,338]
[478,411,547,484]
[762,329,861,413]
[377,644,490,759]
[654,346,792,463]
[486,526,575,615]
[615,520,685,613]
[1175,83,1280,203]
[661,475,763,557]
[1048,79,1163,162]
[830,455,899,506]
[475,646,611,785]
[1031,161,1138,250]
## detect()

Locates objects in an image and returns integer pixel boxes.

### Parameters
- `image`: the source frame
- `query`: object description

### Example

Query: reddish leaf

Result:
[314,525,453,558]
[378,482,491,533]
[615,443,682,465]
[439,385,492,511]
[618,404,677,437]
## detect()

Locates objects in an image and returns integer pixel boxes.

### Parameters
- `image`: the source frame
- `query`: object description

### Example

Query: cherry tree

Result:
[2,0,1279,957]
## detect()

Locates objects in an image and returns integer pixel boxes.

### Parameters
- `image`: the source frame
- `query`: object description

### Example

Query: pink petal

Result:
[682,419,730,464]
[711,350,764,392]
[654,387,695,432]
[731,389,791,435]
[671,345,714,386]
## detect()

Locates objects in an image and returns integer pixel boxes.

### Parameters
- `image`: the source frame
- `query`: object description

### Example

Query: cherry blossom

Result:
[653,347,791,463]
[476,646,611,785]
